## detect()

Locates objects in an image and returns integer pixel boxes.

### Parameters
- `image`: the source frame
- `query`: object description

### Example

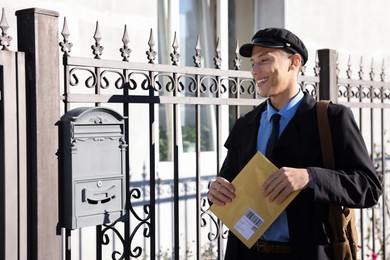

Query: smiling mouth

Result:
[257,77,268,84]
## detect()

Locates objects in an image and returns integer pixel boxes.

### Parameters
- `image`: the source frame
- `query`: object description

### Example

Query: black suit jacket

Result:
[219,92,382,260]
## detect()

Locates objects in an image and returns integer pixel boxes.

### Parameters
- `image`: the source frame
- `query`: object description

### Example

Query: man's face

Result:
[250,46,295,99]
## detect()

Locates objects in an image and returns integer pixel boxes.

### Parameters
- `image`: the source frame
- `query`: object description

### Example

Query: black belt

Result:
[254,240,293,254]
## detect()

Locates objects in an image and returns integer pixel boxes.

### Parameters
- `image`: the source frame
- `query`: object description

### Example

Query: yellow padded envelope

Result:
[209,152,300,248]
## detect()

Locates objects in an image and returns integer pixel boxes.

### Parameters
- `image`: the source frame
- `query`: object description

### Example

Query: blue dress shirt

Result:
[256,90,304,242]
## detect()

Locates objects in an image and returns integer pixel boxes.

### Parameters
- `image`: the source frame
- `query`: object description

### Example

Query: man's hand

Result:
[263,167,311,204]
[207,177,236,206]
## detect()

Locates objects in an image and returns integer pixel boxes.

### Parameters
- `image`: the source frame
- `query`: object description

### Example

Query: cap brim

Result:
[239,42,284,57]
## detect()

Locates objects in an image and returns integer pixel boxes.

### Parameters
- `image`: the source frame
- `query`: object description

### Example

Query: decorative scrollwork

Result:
[373,87,382,100]
[101,220,127,260]
[239,78,256,96]
[155,73,175,93]
[177,80,185,93]
[189,77,198,93]
[209,79,219,94]
[124,72,152,91]
[100,70,126,89]
[300,82,317,98]
[200,198,229,241]
[220,81,228,95]
[68,67,97,88]
[349,85,361,99]
[337,85,346,99]
[384,88,390,100]
[177,75,196,94]
[361,86,372,99]
[220,78,237,96]
[200,76,218,94]
[336,84,390,102]
[128,188,151,258]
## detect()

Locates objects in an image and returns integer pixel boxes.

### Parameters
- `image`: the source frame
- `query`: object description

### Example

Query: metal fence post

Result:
[15,8,61,260]
[318,49,338,102]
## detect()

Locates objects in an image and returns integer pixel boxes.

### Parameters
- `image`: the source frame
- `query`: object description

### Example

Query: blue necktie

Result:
[265,114,281,160]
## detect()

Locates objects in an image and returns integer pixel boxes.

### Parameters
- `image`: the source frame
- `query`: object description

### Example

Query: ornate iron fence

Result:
[58,16,390,259]
[1,6,389,260]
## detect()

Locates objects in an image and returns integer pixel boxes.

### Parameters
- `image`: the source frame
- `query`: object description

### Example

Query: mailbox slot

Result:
[76,178,122,216]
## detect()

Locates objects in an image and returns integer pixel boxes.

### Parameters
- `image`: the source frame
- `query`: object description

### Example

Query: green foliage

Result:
[159,124,213,161]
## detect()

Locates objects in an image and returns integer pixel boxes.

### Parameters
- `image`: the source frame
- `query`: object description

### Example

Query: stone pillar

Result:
[318,49,338,102]
[15,8,60,260]
[0,50,27,260]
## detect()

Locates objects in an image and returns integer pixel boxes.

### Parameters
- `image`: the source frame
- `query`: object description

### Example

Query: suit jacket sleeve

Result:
[309,103,382,208]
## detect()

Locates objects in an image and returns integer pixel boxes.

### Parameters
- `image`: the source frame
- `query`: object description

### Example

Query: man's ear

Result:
[292,54,302,68]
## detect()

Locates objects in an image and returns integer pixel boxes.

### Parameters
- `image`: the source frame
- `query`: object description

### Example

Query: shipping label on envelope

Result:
[209,152,300,248]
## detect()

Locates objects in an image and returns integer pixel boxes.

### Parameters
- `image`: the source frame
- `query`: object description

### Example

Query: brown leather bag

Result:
[317,100,359,260]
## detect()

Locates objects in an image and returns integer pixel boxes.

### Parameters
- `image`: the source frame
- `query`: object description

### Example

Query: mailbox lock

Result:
[97,180,103,187]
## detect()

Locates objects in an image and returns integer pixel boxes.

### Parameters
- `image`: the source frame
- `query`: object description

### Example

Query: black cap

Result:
[239,28,308,65]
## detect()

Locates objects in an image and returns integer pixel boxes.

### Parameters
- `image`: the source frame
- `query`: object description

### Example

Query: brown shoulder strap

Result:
[316,100,335,169]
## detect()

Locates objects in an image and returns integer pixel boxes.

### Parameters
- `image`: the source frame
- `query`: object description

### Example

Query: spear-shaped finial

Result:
[313,51,320,76]
[120,24,131,61]
[0,8,12,51]
[358,56,364,80]
[91,21,104,59]
[59,17,73,55]
[193,35,202,67]
[233,39,241,70]
[380,59,385,82]
[213,37,222,69]
[146,28,157,64]
[346,55,352,79]
[170,32,180,65]
[369,58,375,81]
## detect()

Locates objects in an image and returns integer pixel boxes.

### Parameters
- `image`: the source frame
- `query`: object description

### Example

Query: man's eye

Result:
[261,59,269,63]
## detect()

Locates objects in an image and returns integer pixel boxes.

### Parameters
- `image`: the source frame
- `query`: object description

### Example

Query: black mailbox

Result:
[59,107,127,229]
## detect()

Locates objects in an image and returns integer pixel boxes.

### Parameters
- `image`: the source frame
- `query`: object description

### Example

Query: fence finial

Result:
[59,17,73,55]
[170,32,180,65]
[300,64,306,76]
[314,51,320,76]
[233,39,241,70]
[214,37,222,69]
[369,58,375,81]
[91,21,104,59]
[193,35,201,67]
[146,29,157,64]
[381,59,385,82]
[120,25,131,62]
[358,56,364,80]
[346,55,352,79]
[0,7,12,51]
